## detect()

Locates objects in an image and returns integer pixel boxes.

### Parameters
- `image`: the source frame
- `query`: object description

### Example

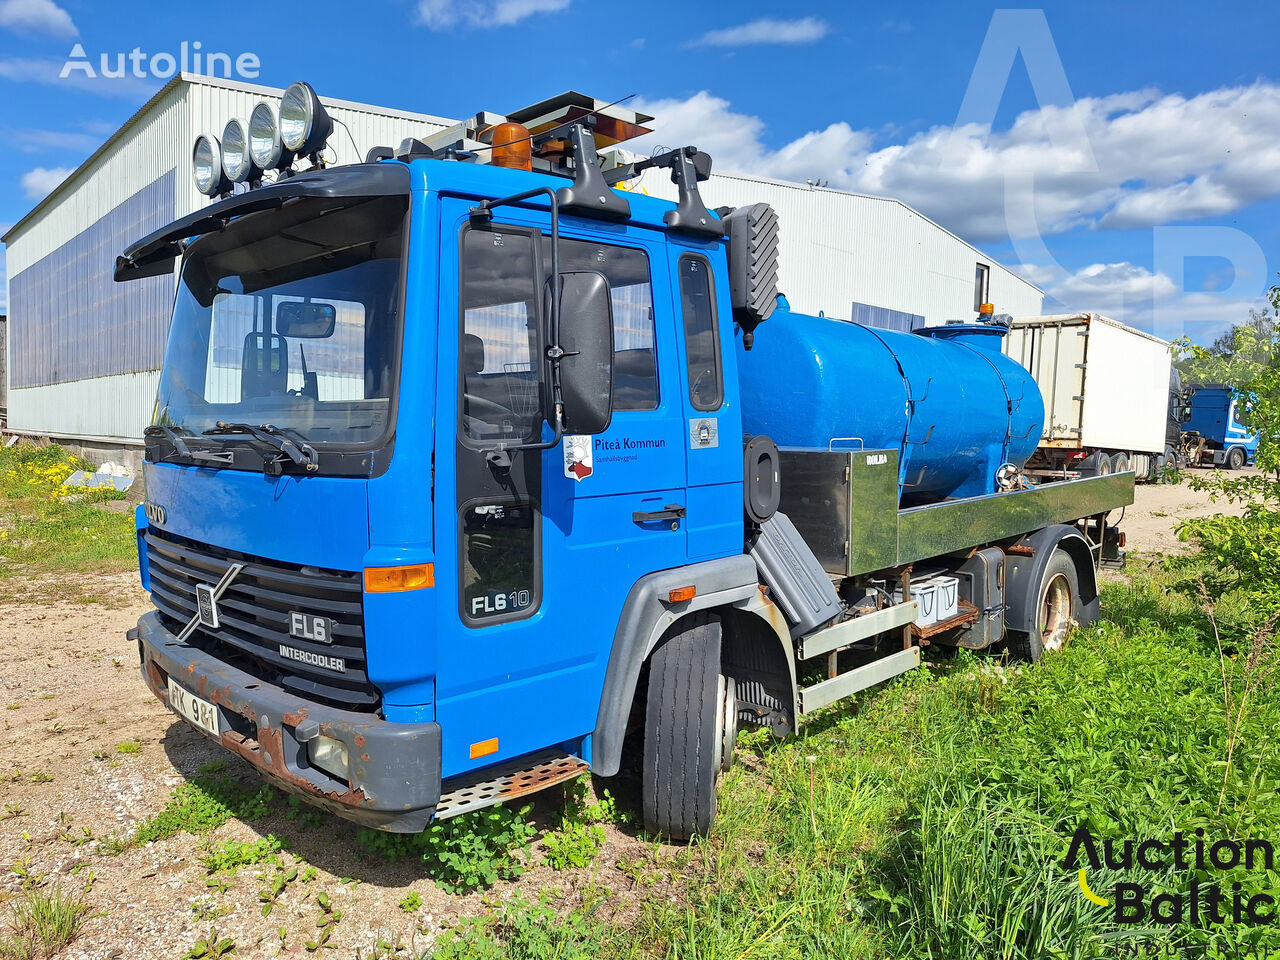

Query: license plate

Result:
[167,677,221,737]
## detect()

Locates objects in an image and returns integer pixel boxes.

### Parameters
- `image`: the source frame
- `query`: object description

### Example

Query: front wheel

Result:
[642,613,734,840]
[1005,549,1082,662]
[1227,446,1247,470]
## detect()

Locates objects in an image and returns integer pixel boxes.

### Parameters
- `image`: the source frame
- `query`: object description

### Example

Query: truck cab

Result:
[119,85,1134,839]
[1181,384,1258,469]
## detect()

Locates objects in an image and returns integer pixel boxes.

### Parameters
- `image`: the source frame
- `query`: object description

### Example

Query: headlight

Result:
[192,134,228,197]
[220,118,259,184]
[279,80,333,156]
[306,735,349,781]
[248,100,288,170]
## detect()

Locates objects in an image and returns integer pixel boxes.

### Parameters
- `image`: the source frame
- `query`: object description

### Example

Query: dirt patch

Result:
[1121,468,1254,560]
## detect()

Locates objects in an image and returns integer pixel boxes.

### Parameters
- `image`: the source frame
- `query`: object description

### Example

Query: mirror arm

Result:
[469,187,568,458]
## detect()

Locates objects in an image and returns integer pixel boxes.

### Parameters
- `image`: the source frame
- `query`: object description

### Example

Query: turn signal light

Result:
[364,563,435,593]
[668,585,697,603]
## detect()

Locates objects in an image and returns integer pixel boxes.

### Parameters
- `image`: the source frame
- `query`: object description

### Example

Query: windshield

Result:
[153,194,407,465]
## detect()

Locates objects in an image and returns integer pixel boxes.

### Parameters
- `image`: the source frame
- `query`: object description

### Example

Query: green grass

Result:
[0,884,90,960]
[135,775,275,845]
[0,443,134,581]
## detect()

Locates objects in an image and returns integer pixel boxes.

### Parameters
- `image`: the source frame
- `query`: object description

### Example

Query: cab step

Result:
[435,750,589,820]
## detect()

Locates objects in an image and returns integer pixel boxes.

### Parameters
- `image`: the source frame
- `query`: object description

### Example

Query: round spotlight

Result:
[248,100,289,170]
[279,81,333,156]
[192,134,228,197]
[221,118,260,184]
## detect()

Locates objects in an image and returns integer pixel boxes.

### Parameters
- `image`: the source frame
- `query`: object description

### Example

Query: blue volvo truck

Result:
[116,85,1133,839]
[1179,384,1259,469]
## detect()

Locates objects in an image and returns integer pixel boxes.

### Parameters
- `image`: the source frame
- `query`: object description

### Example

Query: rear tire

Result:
[1095,454,1113,476]
[1005,549,1082,662]
[1109,452,1130,474]
[642,613,733,840]
[1227,446,1246,470]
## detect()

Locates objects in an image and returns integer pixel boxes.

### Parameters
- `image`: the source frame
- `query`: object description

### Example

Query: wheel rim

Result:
[713,675,737,775]
[1096,457,1112,475]
[1040,573,1074,653]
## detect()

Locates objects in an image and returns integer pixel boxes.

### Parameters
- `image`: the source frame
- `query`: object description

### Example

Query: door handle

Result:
[633,504,686,526]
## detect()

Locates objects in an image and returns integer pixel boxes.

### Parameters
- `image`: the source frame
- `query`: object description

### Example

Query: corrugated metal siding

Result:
[3,77,452,442]
[629,169,1044,324]
[0,318,7,413]
[7,371,159,442]
[850,301,924,332]
[10,170,175,388]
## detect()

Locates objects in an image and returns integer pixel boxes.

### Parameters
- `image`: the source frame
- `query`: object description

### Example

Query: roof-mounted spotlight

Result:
[279,81,332,157]
[220,118,261,184]
[192,133,229,197]
[248,100,292,171]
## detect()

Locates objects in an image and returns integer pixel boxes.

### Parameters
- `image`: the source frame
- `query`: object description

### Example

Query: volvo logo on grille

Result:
[177,563,243,642]
[143,501,167,525]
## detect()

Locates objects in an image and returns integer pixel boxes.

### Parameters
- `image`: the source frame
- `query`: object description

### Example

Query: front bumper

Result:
[135,611,441,832]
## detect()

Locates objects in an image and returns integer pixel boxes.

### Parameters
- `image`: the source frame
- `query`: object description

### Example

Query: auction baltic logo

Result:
[60,42,260,81]
[1065,825,1278,925]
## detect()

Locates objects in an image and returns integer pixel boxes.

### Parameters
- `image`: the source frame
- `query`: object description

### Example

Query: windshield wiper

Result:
[203,422,319,474]
[144,424,233,466]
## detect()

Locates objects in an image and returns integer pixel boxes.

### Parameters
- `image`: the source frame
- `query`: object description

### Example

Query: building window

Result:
[974,263,991,313]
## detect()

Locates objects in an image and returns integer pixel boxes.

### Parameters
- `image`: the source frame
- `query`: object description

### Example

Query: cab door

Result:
[667,243,745,560]
[432,198,692,779]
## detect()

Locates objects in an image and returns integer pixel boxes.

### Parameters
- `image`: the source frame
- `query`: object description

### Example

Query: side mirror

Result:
[556,271,614,435]
[276,301,336,338]
[241,332,288,398]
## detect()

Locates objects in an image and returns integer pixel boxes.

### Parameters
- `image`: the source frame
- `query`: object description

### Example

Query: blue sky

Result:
[0,0,1277,345]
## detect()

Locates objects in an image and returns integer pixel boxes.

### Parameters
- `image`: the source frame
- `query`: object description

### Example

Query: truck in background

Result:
[115,83,1134,840]
[1004,313,1173,482]
[1178,384,1259,469]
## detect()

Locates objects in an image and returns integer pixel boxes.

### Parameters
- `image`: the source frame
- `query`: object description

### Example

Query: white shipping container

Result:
[1004,313,1172,458]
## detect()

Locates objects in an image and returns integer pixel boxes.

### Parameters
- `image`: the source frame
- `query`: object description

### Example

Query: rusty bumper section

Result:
[135,611,441,833]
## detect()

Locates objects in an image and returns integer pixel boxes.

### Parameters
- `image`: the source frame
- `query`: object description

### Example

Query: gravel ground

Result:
[0,474,1236,957]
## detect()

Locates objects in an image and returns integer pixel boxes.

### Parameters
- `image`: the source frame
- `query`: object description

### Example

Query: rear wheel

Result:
[642,613,734,840]
[1095,453,1113,476]
[1109,452,1130,474]
[1227,446,1247,470]
[1005,549,1081,662]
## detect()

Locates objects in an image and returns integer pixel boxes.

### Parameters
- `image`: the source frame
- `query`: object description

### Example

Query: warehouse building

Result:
[3,77,1041,462]
[1,74,451,463]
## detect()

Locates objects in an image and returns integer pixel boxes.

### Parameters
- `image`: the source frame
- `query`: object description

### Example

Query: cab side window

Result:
[677,255,723,411]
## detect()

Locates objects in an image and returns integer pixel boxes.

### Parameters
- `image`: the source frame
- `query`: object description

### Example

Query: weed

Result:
[183,926,235,959]
[285,794,325,831]
[542,822,606,871]
[5,705,17,711]
[398,891,422,913]
[115,741,141,755]
[200,835,284,874]
[135,776,274,844]
[304,891,342,952]
[191,897,224,922]
[25,772,51,784]
[0,804,25,821]
[0,884,89,959]
[430,893,600,960]
[258,864,298,917]
[357,804,537,893]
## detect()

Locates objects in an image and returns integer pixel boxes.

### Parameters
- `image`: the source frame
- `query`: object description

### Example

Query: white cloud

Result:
[0,56,155,98]
[0,0,75,37]
[20,166,72,201]
[691,17,828,47]
[1017,259,1266,344]
[415,0,569,29]
[14,127,100,154]
[632,83,1280,244]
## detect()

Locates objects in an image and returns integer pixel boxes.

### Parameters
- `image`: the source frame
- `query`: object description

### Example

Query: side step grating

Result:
[435,751,589,820]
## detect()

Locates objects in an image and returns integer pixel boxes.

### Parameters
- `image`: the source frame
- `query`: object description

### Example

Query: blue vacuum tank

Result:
[737,299,1045,502]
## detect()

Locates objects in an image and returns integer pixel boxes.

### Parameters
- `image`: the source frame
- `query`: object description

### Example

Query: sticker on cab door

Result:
[563,434,593,481]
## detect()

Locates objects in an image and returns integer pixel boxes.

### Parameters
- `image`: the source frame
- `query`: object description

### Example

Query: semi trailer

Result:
[1004,313,1174,482]
[116,84,1134,840]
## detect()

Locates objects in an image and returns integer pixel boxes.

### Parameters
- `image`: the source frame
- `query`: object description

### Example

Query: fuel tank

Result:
[737,300,1045,502]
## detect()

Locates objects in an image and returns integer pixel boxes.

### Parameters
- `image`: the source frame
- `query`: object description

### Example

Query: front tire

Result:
[1005,549,1082,662]
[642,613,733,840]
[1227,446,1247,470]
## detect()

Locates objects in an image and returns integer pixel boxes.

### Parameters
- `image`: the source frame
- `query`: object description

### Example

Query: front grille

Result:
[145,528,379,710]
